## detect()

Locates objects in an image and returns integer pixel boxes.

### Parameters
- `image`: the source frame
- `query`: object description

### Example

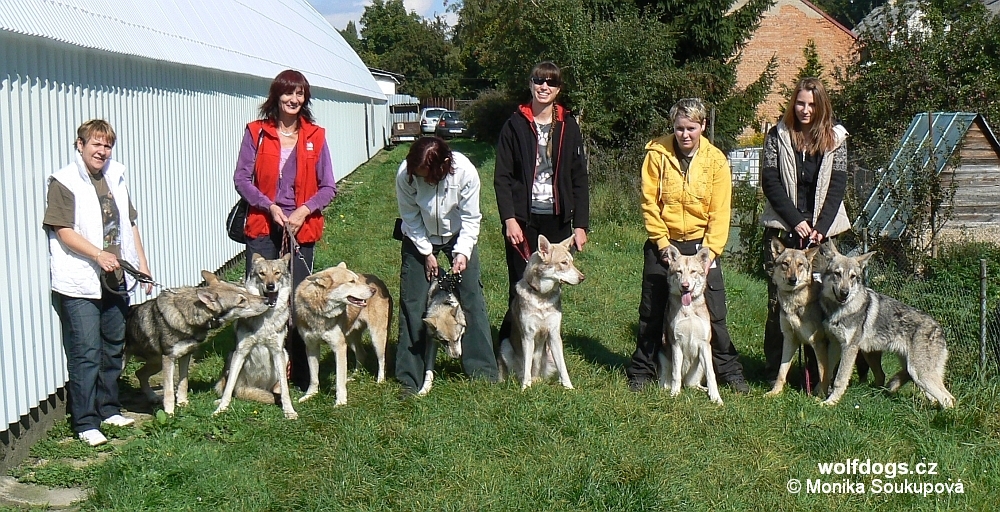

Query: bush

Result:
[462,89,519,145]
[587,140,646,226]
[729,182,767,278]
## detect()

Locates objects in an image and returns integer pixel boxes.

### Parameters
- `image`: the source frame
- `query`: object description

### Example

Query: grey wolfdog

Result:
[657,246,722,405]
[417,271,466,396]
[498,234,584,390]
[214,253,299,419]
[124,271,269,415]
[819,241,955,408]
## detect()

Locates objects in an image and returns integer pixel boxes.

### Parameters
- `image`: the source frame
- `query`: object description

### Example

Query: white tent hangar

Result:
[0,0,387,469]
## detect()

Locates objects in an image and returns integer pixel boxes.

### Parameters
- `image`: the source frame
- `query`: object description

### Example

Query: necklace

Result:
[278,121,298,137]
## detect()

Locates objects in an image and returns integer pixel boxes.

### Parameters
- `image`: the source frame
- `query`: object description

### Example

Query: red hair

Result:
[259,69,314,123]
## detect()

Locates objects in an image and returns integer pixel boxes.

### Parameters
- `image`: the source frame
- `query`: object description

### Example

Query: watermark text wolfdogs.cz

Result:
[785,459,965,496]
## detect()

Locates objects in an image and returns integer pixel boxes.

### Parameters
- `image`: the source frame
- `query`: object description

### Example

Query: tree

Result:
[778,39,827,103]
[810,0,888,29]
[455,0,775,151]
[835,0,1000,258]
[358,0,464,98]
[339,21,361,53]
[833,0,1000,170]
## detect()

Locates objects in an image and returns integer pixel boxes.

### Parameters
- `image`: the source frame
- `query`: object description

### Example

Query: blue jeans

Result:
[52,288,129,433]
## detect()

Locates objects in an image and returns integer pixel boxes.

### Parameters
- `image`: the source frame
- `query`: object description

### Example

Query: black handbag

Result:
[226,199,250,243]
[392,217,405,241]
[226,129,265,244]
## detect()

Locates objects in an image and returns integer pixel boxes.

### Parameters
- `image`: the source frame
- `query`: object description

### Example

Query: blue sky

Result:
[307,0,455,31]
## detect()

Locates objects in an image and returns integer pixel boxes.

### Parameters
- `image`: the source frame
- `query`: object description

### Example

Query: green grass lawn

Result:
[8,141,1000,511]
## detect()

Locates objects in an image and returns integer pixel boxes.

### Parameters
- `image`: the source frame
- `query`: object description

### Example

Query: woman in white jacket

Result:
[395,137,497,396]
[43,120,151,446]
[759,78,853,388]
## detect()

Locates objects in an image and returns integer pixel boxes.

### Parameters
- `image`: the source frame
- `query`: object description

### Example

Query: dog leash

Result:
[101,259,162,296]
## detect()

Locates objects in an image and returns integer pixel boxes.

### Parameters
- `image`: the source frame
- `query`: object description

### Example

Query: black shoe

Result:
[726,377,750,395]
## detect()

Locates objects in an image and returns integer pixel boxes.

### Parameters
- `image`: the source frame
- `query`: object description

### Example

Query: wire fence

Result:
[838,232,1000,382]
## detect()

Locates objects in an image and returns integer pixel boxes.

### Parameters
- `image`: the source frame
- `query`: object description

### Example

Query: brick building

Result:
[731,0,857,133]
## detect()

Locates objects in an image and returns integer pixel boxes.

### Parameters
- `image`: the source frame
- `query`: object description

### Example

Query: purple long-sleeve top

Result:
[233,127,336,215]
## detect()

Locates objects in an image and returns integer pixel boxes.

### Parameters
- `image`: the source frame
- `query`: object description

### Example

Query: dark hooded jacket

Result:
[494,104,589,229]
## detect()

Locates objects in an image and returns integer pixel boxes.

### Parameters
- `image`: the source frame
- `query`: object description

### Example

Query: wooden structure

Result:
[858,112,1000,242]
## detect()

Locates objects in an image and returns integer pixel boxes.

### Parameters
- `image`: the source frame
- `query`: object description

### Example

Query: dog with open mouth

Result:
[295,262,392,406]
[214,253,299,419]
[657,246,722,405]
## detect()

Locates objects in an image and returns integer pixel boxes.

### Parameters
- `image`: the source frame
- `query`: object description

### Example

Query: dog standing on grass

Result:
[214,253,299,419]
[498,234,584,390]
[818,241,955,408]
[764,238,834,397]
[657,246,722,405]
[295,263,392,406]
[417,271,466,395]
[124,271,269,415]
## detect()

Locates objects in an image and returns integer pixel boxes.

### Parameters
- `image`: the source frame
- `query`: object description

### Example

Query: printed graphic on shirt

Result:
[531,122,554,214]
[100,190,121,249]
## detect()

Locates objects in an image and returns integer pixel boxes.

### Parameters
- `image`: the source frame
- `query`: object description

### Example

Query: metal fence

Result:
[729,146,761,186]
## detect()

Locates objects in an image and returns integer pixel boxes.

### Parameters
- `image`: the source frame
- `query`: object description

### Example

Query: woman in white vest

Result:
[759,78,852,388]
[43,120,152,446]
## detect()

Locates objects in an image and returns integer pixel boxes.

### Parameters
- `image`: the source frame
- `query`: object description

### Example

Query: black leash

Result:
[101,259,161,296]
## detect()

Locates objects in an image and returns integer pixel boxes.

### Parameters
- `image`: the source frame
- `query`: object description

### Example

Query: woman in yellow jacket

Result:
[625,98,749,393]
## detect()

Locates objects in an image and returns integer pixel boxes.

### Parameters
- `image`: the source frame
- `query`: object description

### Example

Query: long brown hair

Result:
[258,69,315,123]
[782,77,835,154]
[406,137,453,185]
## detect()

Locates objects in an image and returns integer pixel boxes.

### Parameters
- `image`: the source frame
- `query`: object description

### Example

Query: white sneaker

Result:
[78,429,108,447]
[102,414,135,427]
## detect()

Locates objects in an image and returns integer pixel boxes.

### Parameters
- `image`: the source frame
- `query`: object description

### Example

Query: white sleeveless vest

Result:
[47,155,139,298]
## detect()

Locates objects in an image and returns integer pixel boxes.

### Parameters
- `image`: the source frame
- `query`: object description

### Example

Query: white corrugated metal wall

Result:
[0,30,388,430]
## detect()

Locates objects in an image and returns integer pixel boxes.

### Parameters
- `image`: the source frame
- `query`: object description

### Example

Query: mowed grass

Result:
[9,141,1000,511]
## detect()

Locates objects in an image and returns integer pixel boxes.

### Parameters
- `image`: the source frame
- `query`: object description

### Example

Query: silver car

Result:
[419,107,447,135]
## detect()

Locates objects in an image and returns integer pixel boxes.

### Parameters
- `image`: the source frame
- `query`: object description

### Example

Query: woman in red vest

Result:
[233,69,336,390]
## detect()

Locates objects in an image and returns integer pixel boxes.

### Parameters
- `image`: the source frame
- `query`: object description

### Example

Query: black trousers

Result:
[245,224,315,391]
[498,214,573,342]
[626,239,744,384]
[395,236,497,392]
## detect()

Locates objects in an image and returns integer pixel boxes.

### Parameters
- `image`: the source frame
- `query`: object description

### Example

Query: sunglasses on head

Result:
[531,76,562,87]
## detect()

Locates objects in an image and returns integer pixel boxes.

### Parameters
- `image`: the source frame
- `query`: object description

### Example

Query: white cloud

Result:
[310,0,454,31]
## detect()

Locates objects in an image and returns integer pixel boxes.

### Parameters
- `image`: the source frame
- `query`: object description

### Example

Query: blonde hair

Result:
[782,77,835,154]
[668,98,708,125]
[76,119,117,147]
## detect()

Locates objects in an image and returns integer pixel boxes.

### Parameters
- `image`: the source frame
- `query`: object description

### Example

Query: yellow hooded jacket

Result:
[640,134,731,259]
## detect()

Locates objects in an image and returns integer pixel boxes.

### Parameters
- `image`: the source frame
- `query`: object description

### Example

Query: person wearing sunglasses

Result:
[494,61,590,345]
[625,98,750,395]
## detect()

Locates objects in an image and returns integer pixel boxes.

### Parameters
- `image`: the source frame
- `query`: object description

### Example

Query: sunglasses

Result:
[531,76,562,87]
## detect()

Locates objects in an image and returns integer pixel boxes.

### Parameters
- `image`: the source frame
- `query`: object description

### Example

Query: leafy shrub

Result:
[587,140,645,226]
[729,182,767,278]
[462,89,518,145]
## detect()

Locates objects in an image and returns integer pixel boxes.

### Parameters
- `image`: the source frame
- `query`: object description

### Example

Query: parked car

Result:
[435,111,468,139]
[419,107,447,135]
